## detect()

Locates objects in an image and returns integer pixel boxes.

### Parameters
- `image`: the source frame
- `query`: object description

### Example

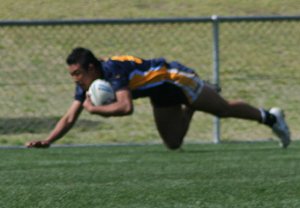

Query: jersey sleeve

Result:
[74,84,86,102]
[105,61,130,91]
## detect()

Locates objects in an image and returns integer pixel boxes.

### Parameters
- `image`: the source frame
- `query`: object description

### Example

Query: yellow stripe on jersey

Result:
[129,67,198,91]
[129,66,168,89]
[168,70,203,103]
[111,56,143,64]
[168,70,198,90]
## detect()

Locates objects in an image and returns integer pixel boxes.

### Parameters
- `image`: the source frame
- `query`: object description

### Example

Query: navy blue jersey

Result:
[74,56,203,105]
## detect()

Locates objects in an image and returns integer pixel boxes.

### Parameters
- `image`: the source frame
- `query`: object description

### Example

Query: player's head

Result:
[66,47,102,90]
[66,47,99,71]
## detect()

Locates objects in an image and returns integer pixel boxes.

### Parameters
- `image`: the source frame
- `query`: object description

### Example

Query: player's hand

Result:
[26,140,51,148]
[83,94,95,113]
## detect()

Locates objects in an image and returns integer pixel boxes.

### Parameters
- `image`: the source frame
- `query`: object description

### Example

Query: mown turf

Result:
[1,0,300,19]
[1,142,299,208]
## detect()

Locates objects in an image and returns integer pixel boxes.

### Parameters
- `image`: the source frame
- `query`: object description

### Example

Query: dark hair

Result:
[66,47,99,71]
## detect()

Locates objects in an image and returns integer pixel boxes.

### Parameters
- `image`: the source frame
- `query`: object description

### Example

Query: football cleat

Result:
[269,107,291,148]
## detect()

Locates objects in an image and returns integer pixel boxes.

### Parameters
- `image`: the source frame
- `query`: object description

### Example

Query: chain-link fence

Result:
[0,16,299,146]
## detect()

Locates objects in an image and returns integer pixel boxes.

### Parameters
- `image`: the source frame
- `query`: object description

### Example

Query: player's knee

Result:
[156,122,185,150]
[164,139,183,150]
[165,143,182,150]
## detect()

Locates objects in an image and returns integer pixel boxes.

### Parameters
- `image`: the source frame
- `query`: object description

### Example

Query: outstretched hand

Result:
[26,140,50,148]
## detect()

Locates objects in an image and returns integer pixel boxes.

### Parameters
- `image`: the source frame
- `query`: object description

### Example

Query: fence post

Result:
[212,15,221,144]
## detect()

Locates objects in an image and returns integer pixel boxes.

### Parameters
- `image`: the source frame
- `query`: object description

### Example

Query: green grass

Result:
[1,0,300,19]
[1,142,300,208]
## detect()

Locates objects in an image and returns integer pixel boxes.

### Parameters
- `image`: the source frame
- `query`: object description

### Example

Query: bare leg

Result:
[152,105,194,150]
[191,84,291,148]
[152,84,263,149]
[191,84,262,122]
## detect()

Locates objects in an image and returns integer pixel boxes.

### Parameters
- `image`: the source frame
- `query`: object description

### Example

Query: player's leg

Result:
[191,84,262,121]
[152,105,194,150]
[191,84,290,147]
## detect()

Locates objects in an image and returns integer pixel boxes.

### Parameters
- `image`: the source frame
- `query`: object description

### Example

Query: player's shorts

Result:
[149,82,191,107]
[149,61,204,108]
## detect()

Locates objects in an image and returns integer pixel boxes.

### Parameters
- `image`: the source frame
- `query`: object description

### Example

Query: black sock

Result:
[263,110,277,127]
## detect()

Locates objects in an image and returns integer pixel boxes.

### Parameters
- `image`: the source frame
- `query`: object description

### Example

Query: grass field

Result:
[1,142,300,208]
[1,0,300,19]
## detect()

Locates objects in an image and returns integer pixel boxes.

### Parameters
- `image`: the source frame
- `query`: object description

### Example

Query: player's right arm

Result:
[26,100,83,148]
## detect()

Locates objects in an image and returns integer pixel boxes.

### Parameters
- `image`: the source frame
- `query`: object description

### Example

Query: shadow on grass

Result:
[0,117,101,134]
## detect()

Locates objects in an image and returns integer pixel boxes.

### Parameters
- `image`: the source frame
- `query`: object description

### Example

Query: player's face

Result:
[67,64,94,90]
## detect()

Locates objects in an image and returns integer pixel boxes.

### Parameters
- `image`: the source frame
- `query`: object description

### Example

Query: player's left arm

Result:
[83,87,133,117]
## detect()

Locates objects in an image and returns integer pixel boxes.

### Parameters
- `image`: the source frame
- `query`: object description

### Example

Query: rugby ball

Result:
[88,79,115,106]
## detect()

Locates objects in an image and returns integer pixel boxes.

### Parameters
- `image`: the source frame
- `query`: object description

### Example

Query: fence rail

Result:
[0,15,299,146]
[1,15,300,26]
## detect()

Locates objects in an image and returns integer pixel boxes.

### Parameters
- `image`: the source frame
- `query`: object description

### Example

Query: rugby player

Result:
[26,47,291,149]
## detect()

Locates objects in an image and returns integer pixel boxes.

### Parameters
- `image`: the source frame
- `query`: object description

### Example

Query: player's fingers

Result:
[26,141,48,148]
[25,141,37,148]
